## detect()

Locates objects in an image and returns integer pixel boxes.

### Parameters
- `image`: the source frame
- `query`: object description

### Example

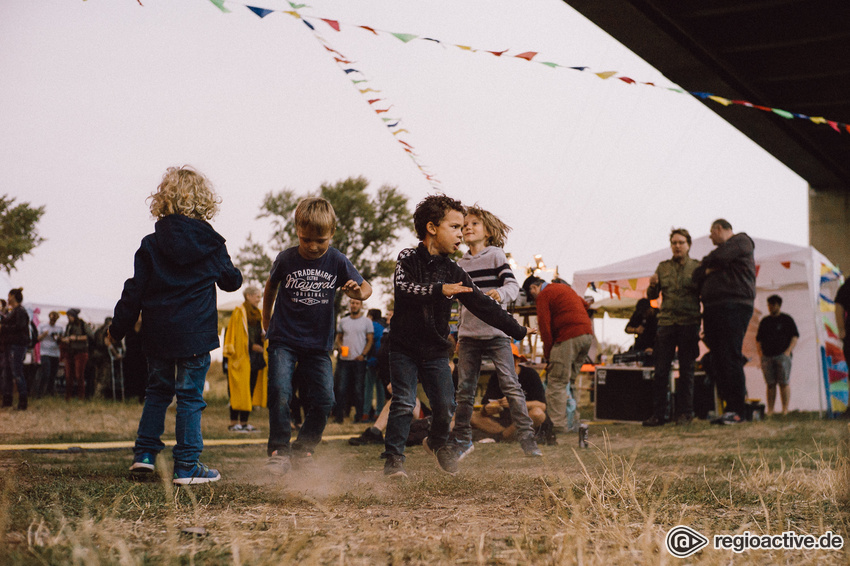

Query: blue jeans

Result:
[454,337,535,444]
[362,364,385,417]
[134,354,210,466]
[382,351,455,459]
[652,324,700,419]
[2,344,27,403]
[703,303,753,415]
[36,355,60,397]
[333,359,366,421]
[267,344,334,456]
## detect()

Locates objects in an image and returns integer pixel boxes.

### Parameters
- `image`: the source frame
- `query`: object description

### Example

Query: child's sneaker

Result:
[228,424,244,432]
[172,462,221,485]
[241,424,259,433]
[422,437,458,475]
[520,437,543,457]
[383,454,408,478]
[292,450,317,473]
[129,453,156,475]
[266,450,292,476]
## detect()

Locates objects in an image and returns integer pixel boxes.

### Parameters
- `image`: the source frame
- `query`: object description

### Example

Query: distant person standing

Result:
[756,295,798,416]
[35,311,64,397]
[1,288,30,410]
[63,308,92,401]
[643,228,701,427]
[333,298,373,423]
[362,308,386,421]
[693,219,756,425]
[625,298,658,356]
[224,286,267,432]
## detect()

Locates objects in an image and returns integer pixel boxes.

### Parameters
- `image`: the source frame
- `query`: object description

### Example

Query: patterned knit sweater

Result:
[457,246,519,340]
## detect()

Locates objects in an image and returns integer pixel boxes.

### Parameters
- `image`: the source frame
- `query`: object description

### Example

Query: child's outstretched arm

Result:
[341,280,372,301]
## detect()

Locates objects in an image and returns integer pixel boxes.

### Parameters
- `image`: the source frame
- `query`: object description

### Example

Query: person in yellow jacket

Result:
[224,286,267,432]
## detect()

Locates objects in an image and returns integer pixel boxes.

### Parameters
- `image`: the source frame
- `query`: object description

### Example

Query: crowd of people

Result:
[4,164,848,485]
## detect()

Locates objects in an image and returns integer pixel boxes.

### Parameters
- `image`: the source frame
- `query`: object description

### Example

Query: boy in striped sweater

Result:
[453,206,543,459]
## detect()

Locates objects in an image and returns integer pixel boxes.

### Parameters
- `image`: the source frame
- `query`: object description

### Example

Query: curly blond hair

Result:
[148,166,221,220]
[464,205,511,248]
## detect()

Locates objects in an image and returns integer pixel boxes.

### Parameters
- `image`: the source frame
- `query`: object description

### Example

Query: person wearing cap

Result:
[471,343,547,442]
[62,308,93,401]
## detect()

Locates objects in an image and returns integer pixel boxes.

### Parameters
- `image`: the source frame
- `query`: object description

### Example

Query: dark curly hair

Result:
[413,195,465,240]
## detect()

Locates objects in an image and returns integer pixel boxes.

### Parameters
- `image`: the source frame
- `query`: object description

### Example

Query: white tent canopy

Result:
[573,235,844,413]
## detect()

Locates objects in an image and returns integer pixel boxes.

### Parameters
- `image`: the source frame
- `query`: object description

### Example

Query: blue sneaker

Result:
[173,462,221,485]
[129,453,156,475]
[455,440,474,462]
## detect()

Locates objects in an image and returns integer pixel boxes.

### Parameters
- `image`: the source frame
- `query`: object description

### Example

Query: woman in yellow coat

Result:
[223,286,267,432]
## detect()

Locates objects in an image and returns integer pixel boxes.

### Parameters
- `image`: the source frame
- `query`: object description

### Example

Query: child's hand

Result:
[341,280,362,298]
[486,289,501,302]
[525,326,537,335]
[442,282,472,297]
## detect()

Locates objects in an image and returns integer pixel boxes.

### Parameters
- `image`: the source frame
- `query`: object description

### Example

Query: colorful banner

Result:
[817,264,848,416]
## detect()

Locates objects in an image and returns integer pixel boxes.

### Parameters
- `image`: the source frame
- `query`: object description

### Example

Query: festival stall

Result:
[573,236,847,415]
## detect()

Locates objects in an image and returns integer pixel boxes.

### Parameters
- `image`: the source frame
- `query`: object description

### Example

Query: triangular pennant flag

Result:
[385,121,400,128]
[772,108,794,119]
[423,37,441,43]
[367,99,382,105]
[708,95,733,106]
[595,71,617,79]
[351,79,367,84]
[455,45,474,51]
[208,0,230,13]
[283,11,300,18]
[755,265,761,277]
[247,5,274,18]
[781,261,791,269]
[628,278,637,290]
[618,77,636,84]
[360,26,378,35]
[375,106,393,113]
[359,88,379,93]
[828,120,840,132]
[392,129,409,136]
[487,49,508,57]
[323,45,344,56]
[288,2,307,8]
[690,91,711,99]
[809,116,827,124]
[570,66,588,71]
[397,140,413,148]
[540,62,559,68]
[302,19,315,30]
[514,51,537,61]
[321,18,340,31]
[334,57,353,64]
[343,68,361,74]
[392,33,418,43]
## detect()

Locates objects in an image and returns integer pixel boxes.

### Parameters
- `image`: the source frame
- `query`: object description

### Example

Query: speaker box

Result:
[594,366,663,422]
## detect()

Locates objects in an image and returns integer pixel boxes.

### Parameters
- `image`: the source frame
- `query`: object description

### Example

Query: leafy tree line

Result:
[236,176,413,314]
[0,195,45,274]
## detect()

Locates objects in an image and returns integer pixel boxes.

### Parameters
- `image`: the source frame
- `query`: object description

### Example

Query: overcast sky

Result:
[1,0,809,316]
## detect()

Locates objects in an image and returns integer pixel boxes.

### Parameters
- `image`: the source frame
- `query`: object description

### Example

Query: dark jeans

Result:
[333,359,366,421]
[703,302,753,415]
[35,355,60,397]
[134,354,210,466]
[65,351,88,400]
[267,345,334,456]
[382,351,455,459]
[362,365,386,417]
[2,344,27,404]
[652,324,700,420]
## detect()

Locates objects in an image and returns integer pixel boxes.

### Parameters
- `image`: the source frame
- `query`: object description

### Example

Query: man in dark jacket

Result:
[693,219,756,425]
[382,195,531,478]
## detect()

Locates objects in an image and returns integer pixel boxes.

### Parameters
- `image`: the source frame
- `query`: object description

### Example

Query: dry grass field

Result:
[1,366,848,564]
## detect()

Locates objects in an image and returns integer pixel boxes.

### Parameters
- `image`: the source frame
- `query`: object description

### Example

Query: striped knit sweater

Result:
[457,246,519,339]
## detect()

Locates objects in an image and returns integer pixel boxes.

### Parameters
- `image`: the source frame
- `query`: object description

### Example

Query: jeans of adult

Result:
[651,324,700,420]
[36,355,60,397]
[703,302,753,415]
[382,351,455,459]
[454,336,536,444]
[333,359,366,422]
[64,351,88,400]
[362,364,385,417]
[134,354,210,466]
[267,345,334,456]
[546,334,592,431]
[2,344,27,405]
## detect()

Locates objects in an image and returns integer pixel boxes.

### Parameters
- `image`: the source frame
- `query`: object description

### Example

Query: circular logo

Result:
[665,525,709,558]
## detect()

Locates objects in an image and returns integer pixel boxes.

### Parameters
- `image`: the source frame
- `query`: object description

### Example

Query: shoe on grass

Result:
[129,452,156,474]
[348,426,384,446]
[520,437,543,457]
[228,424,244,432]
[422,436,458,475]
[383,454,408,478]
[266,450,292,476]
[292,450,317,472]
[173,462,221,485]
[455,440,474,461]
[241,424,259,432]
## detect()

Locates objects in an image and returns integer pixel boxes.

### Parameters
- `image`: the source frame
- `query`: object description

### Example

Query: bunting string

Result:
[205,0,850,135]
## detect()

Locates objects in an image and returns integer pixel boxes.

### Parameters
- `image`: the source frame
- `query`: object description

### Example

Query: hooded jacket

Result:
[693,232,756,308]
[110,214,242,358]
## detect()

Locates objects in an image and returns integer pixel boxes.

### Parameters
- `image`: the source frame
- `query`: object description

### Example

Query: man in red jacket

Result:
[523,277,593,434]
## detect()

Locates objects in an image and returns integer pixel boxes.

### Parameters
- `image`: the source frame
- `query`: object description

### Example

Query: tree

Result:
[0,195,45,274]
[237,176,413,312]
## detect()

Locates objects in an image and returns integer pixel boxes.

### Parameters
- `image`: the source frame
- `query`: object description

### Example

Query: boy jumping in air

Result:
[263,197,371,475]
[110,166,243,485]
[453,205,542,459]
[382,195,531,478]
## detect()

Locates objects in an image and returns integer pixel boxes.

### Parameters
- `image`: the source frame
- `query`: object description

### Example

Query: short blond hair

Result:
[465,205,511,248]
[148,166,221,220]
[242,285,261,299]
[294,197,336,235]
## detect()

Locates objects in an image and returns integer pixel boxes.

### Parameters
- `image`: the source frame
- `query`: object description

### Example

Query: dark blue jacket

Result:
[110,214,242,358]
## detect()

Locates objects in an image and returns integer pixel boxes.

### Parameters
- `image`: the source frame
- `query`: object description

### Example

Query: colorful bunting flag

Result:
[321,18,340,31]
[246,5,274,18]
[208,0,230,13]
[392,33,418,43]
[514,51,537,61]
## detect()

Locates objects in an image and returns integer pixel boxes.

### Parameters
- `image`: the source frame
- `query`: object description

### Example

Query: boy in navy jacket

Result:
[110,166,242,484]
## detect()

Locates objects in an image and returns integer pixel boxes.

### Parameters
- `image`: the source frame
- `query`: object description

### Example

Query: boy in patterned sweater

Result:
[453,205,542,460]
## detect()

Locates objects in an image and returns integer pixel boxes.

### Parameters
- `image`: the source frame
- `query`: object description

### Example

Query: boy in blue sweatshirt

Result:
[110,166,243,485]
[382,195,532,478]
[453,205,542,459]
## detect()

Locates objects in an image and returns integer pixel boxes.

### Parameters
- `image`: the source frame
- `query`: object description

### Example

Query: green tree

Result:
[0,195,45,274]
[237,176,412,312]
